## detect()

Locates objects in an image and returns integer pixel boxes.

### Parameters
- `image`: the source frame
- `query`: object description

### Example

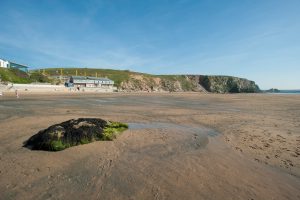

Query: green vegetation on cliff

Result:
[0,68,31,83]
[0,68,50,83]
[31,68,134,87]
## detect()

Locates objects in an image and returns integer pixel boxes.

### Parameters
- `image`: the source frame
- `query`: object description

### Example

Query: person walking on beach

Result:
[15,89,19,98]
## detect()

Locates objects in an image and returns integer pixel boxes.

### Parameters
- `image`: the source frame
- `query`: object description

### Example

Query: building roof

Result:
[9,61,29,68]
[71,76,113,82]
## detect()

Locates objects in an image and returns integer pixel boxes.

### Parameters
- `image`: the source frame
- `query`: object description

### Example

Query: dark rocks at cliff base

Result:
[193,75,260,93]
[24,118,128,151]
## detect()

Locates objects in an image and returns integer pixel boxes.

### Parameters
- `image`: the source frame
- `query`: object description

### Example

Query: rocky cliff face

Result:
[189,75,260,93]
[120,74,206,92]
[120,74,260,93]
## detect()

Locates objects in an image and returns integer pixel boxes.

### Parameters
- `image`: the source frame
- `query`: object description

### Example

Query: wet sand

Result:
[0,92,299,199]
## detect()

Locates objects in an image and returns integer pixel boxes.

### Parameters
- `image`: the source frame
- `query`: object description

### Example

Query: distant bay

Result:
[268,90,300,94]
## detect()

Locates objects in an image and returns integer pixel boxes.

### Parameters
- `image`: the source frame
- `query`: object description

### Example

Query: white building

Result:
[0,59,9,68]
[0,58,29,72]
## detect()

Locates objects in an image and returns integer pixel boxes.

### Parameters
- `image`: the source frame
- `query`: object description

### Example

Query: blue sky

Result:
[0,0,299,89]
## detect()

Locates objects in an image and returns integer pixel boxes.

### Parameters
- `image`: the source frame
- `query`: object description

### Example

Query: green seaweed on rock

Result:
[24,118,128,151]
[103,122,129,141]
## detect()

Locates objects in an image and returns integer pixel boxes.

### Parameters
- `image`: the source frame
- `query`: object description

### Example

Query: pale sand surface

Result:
[0,92,299,199]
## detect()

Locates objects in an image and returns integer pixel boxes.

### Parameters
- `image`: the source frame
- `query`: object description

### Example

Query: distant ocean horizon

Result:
[266,90,300,94]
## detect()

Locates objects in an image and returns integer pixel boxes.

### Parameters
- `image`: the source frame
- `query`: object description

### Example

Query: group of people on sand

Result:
[0,82,19,98]
[0,90,19,98]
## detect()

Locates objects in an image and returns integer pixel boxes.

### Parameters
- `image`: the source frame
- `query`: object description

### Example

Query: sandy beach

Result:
[0,92,299,199]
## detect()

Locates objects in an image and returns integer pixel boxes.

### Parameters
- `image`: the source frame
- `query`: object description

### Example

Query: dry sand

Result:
[0,92,299,199]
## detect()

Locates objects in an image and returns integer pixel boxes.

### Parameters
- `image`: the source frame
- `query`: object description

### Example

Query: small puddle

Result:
[127,122,219,150]
[128,122,218,136]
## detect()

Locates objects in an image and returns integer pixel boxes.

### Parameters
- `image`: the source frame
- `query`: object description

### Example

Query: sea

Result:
[267,90,300,94]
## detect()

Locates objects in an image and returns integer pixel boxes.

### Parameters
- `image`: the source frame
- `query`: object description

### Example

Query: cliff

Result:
[188,75,260,93]
[120,74,206,92]
[32,68,260,93]
[120,74,259,93]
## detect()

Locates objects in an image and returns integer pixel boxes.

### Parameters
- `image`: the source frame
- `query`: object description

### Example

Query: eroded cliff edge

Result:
[120,74,260,93]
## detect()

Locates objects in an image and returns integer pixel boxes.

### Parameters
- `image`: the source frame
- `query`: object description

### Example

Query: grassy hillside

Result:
[0,68,31,83]
[31,68,141,87]
[0,68,50,84]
